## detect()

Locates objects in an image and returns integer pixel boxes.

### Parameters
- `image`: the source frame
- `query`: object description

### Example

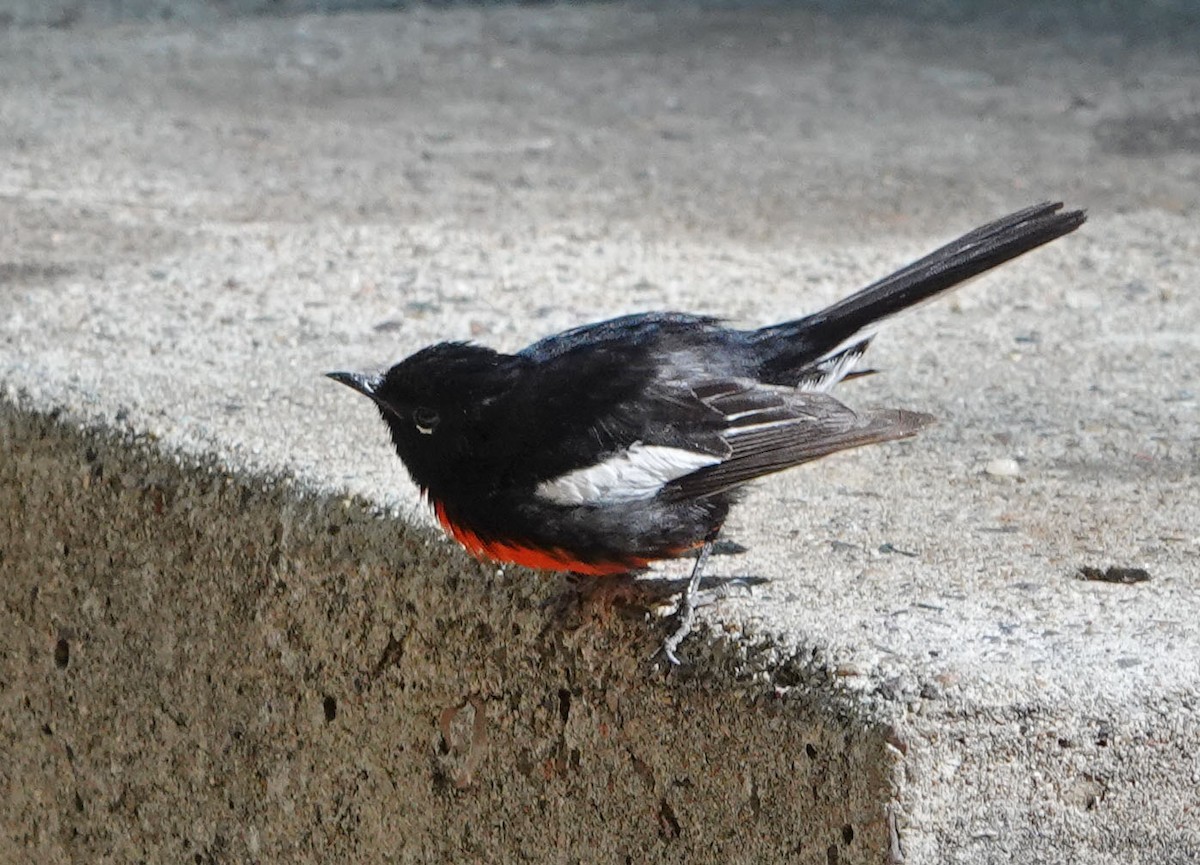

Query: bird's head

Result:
[327,341,512,493]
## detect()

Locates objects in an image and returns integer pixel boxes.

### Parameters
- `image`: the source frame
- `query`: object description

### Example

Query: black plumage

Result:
[329,202,1085,579]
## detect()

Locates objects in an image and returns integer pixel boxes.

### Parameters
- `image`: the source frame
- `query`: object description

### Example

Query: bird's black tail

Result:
[754,201,1087,385]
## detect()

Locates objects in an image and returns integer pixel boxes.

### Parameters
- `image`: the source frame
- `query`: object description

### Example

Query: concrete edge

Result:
[1,396,907,864]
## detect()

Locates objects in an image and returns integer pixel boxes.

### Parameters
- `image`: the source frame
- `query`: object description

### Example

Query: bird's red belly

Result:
[431,499,653,576]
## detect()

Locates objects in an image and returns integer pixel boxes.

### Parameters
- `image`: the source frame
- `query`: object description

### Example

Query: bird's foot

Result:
[660,577,755,666]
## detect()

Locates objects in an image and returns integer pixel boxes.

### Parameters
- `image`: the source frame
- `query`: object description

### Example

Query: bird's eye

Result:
[412,406,440,435]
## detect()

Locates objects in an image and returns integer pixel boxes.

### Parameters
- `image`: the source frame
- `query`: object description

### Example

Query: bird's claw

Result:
[659,574,755,666]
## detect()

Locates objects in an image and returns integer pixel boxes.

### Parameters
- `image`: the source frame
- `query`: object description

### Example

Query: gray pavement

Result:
[2,5,1198,863]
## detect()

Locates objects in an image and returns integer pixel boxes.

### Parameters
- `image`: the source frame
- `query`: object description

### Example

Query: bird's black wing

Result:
[510,317,928,505]
[658,379,932,502]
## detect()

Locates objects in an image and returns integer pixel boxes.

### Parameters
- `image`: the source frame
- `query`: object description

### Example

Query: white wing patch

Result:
[535,443,721,506]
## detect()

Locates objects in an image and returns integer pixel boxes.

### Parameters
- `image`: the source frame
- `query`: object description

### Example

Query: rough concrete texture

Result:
[3,407,891,863]
[1,4,1198,863]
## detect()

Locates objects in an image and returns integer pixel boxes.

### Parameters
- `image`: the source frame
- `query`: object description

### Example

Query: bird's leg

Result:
[661,528,720,666]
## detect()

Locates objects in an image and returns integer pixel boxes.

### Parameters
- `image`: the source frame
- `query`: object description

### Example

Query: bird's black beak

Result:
[326,371,380,399]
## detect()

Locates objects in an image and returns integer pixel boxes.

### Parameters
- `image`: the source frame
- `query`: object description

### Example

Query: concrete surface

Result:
[1,4,1198,863]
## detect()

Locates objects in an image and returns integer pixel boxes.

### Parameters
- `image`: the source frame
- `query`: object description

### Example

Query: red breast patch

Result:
[431,500,647,576]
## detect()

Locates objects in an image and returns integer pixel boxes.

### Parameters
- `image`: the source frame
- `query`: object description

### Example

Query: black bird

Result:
[329,202,1085,662]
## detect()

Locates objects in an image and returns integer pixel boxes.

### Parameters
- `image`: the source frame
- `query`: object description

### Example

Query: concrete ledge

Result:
[2,403,900,863]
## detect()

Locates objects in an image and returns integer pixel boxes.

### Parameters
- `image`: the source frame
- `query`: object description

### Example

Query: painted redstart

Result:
[329,202,1085,663]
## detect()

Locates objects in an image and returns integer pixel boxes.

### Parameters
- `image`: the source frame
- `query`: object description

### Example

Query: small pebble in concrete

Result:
[983,457,1021,478]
